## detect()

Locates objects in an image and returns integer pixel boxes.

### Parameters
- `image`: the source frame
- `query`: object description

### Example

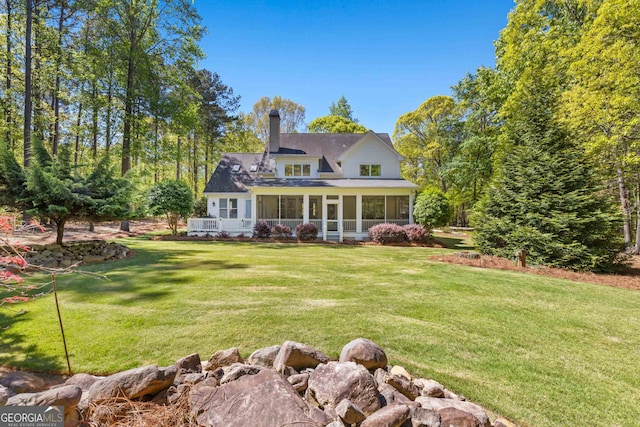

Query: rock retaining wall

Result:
[0,338,517,427]
[21,240,130,268]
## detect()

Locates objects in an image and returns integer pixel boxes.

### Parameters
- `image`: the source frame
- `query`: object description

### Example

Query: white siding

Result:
[206,193,251,218]
[340,134,401,178]
[273,155,321,179]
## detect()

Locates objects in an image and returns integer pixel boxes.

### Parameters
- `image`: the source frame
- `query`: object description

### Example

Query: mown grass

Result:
[1,239,639,427]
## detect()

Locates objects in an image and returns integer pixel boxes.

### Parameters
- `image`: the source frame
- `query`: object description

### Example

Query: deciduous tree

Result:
[308,115,367,133]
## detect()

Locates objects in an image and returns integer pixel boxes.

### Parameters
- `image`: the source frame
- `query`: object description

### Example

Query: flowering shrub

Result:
[295,223,318,241]
[215,231,231,239]
[271,224,292,239]
[403,224,430,244]
[0,216,43,304]
[252,220,272,239]
[368,223,407,244]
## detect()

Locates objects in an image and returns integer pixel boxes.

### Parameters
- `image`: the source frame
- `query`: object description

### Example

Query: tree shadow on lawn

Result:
[0,310,64,372]
[432,235,474,251]
[62,247,250,304]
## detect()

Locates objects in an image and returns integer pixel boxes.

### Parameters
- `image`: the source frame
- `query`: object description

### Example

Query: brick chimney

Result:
[268,109,280,153]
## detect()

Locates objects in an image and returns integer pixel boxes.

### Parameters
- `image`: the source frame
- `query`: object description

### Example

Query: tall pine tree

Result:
[472,124,623,272]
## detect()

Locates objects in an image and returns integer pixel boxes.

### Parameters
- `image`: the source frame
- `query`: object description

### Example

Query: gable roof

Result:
[276,132,394,172]
[204,132,409,194]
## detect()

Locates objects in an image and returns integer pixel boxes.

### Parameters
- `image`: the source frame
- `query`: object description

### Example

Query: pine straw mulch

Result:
[84,388,197,427]
[429,254,640,291]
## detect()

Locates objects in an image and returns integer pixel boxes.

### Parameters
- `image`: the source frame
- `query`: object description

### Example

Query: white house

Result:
[187,110,419,241]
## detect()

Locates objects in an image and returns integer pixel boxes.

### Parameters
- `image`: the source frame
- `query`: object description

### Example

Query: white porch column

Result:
[338,195,343,242]
[303,194,309,224]
[409,193,414,224]
[251,192,257,223]
[322,194,327,241]
[356,194,362,233]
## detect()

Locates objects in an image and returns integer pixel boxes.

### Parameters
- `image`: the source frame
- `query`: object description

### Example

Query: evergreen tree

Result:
[472,126,623,272]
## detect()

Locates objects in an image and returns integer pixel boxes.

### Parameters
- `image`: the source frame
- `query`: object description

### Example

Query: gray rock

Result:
[335,399,366,425]
[360,403,410,427]
[188,368,318,426]
[7,385,82,416]
[0,385,8,405]
[410,406,441,427]
[438,407,483,427]
[220,363,263,384]
[206,347,243,370]
[414,379,445,398]
[379,383,412,407]
[181,372,207,385]
[87,364,176,402]
[415,397,490,427]
[306,361,380,416]
[176,353,201,373]
[82,255,105,264]
[385,373,420,400]
[287,373,310,393]
[247,345,281,368]
[326,421,346,427]
[390,365,412,380]
[64,373,102,393]
[339,338,388,370]
[307,405,331,425]
[274,341,329,373]
[0,371,46,394]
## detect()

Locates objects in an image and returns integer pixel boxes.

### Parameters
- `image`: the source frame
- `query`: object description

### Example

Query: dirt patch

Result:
[6,219,170,246]
[430,254,640,291]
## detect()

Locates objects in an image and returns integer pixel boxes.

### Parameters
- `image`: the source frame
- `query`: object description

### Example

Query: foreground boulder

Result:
[306,361,380,416]
[0,385,8,405]
[87,364,177,402]
[6,385,82,427]
[416,396,491,427]
[247,345,281,368]
[189,368,318,426]
[0,370,46,394]
[360,403,410,427]
[274,341,329,373]
[339,338,388,370]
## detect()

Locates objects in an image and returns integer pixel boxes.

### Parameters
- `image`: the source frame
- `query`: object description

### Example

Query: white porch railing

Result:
[187,218,253,235]
[343,220,357,232]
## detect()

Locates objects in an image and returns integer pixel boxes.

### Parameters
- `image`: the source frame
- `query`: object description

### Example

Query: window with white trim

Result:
[284,163,311,177]
[219,198,238,219]
[360,164,381,177]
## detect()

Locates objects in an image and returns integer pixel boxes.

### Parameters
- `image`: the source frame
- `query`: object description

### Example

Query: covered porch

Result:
[188,191,413,241]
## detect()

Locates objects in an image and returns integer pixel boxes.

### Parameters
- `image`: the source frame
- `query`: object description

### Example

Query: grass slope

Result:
[1,239,639,427]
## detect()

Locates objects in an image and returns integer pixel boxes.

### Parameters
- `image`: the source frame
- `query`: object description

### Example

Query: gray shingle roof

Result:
[203,153,263,193]
[203,133,410,194]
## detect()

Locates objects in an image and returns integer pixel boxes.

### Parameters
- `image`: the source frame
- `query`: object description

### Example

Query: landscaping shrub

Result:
[252,220,271,238]
[193,197,208,217]
[295,223,318,241]
[403,224,430,243]
[369,223,407,244]
[271,224,292,239]
[215,231,231,239]
[413,188,451,231]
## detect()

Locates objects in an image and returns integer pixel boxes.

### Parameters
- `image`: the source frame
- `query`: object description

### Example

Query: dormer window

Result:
[360,164,381,177]
[284,163,311,177]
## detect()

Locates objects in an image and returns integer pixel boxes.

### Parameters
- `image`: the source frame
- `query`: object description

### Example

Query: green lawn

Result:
[1,239,639,427]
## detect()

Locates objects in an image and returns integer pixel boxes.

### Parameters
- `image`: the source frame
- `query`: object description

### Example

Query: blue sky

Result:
[195,1,515,136]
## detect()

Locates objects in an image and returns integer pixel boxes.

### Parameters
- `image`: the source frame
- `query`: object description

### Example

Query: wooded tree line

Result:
[0,0,243,198]
[394,0,639,261]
